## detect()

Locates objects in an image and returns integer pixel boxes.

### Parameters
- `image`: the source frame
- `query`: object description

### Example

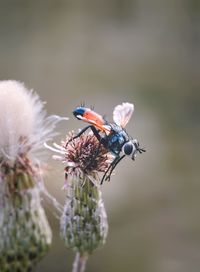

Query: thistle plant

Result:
[47,132,112,272]
[0,80,60,272]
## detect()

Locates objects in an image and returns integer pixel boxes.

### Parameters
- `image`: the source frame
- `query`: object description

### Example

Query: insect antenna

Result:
[80,101,85,107]
[137,146,146,153]
[140,147,146,153]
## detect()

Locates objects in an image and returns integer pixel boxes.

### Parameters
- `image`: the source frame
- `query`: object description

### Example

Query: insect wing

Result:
[113,102,134,128]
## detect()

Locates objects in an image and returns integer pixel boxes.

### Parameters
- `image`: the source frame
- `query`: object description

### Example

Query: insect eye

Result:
[123,142,133,156]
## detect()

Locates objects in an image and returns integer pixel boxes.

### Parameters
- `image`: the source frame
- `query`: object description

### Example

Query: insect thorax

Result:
[106,126,128,154]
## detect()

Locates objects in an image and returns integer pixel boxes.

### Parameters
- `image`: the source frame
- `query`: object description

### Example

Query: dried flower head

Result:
[49,131,113,188]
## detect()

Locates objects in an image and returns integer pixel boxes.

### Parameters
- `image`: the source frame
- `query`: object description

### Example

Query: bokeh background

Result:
[0,1,200,271]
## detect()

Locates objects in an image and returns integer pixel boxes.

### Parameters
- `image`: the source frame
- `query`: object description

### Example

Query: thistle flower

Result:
[0,80,61,272]
[48,132,112,272]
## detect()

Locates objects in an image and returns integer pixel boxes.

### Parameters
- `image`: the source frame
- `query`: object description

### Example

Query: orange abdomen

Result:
[83,110,106,131]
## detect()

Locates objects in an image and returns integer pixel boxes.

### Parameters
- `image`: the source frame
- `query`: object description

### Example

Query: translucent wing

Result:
[113,102,134,127]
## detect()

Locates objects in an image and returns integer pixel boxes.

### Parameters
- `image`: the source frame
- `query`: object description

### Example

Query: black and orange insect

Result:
[70,102,145,184]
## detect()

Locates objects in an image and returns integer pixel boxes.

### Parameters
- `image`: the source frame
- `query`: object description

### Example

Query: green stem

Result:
[72,253,88,272]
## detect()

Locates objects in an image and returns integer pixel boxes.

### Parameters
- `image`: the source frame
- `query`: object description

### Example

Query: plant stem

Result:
[72,252,88,272]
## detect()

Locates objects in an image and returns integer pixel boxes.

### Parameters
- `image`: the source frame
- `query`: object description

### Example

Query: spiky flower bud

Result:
[0,161,52,272]
[49,132,112,270]
[61,170,108,255]
[0,80,59,272]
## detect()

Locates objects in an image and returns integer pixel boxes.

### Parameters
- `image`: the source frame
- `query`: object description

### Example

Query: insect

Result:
[70,102,145,184]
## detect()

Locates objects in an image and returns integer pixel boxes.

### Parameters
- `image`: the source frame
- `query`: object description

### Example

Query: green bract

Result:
[61,173,108,254]
[0,165,52,272]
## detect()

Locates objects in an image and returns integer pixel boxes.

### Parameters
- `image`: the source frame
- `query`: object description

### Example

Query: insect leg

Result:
[66,125,97,146]
[84,128,107,170]
[101,157,118,184]
[72,125,92,139]
[87,125,107,160]
[100,155,125,184]
[105,155,126,181]
[89,126,103,142]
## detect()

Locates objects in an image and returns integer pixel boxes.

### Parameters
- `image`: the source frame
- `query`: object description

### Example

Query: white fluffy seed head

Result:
[0,80,57,161]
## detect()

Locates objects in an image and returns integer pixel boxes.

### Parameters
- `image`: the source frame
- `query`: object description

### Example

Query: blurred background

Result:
[0,1,200,271]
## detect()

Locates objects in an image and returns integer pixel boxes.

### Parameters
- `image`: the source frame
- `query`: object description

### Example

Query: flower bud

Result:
[61,173,108,254]
[50,132,111,255]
